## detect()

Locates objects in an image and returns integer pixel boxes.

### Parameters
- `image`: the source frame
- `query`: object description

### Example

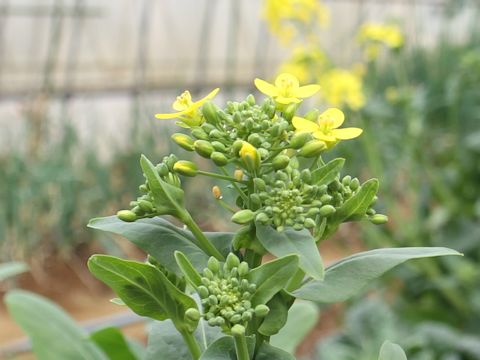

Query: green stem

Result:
[233,333,250,360]
[197,170,245,183]
[180,331,202,360]
[182,213,225,261]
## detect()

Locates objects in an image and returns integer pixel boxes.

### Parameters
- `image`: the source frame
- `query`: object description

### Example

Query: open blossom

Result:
[292,108,362,146]
[254,73,320,105]
[155,88,219,127]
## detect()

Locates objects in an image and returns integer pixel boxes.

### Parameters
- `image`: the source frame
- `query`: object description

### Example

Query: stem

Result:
[180,331,202,360]
[197,170,245,183]
[182,213,225,261]
[233,333,250,360]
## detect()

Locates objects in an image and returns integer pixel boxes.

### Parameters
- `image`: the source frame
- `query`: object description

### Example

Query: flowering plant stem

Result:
[233,333,250,360]
[181,330,202,360]
[197,170,245,183]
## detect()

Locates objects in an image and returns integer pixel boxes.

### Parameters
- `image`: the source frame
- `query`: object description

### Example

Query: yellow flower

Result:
[278,46,329,84]
[155,88,219,127]
[292,108,362,147]
[357,23,404,60]
[254,73,320,105]
[319,68,366,110]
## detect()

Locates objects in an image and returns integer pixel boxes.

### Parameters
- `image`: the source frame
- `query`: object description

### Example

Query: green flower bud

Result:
[230,314,242,324]
[198,286,209,298]
[350,178,360,190]
[246,94,256,106]
[272,154,290,170]
[301,169,312,183]
[117,210,137,222]
[254,304,270,318]
[370,214,388,225]
[304,109,320,121]
[283,103,297,121]
[307,208,320,217]
[226,253,241,270]
[242,311,252,322]
[253,178,266,191]
[238,262,249,277]
[211,141,226,152]
[185,308,201,322]
[209,295,218,306]
[171,133,195,151]
[211,151,229,166]
[204,268,214,280]
[231,324,245,336]
[156,163,169,177]
[139,184,149,193]
[299,140,326,157]
[304,218,316,228]
[231,209,255,224]
[366,208,376,216]
[290,131,311,149]
[202,123,216,133]
[232,140,244,155]
[215,316,225,326]
[194,140,214,158]
[247,133,263,147]
[293,223,304,231]
[320,194,332,203]
[202,102,219,124]
[342,175,352,186]
[173,160,198,177]
[207,257,220,273]
[138,199,154,213]
[191,128,208,140]
[319,205,336,217]
[255,212,269,225]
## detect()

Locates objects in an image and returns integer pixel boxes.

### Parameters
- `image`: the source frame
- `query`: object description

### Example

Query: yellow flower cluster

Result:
[357,23,404,60]
[254,73,320,105]
[262,0,329,45]
[278,46,329,84]
[319,68,366,110]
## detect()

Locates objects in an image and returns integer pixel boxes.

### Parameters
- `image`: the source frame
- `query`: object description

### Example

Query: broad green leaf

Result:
[311,158,345,185]
[293,247,461,303]
[334,178,378,222]
[199,336,255,360]
[175,251,202,287]
[258,291,293,336]
[88,216,232,276]
[139,154,185,217]
[88,255,197,328]
[0,261,28,281]
[270,300,320,354]
[90,327,139,360]
[256,342,295,360]
[145,319,221,360]
[256,225,324,280]
[5,290,107,360]
[378,341,407,360]
[248,255,299,306]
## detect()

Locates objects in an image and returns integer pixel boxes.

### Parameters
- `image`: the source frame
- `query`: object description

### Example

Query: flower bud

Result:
[191,128,209,140]
[283,103,297,121]
[234,169,244,181]
[211,141,226,152]
[319,205,336,217]
[226,253,241,270]
[246,94,256,106]
[202,102,219,124]
[207,257,220,273]
[253,178,266,191]
[254,304,270,318]
[198,286,209,298]
[304,109,320,121]
[194,140,214,158]
[370,214,388,225]
[211,151,229,166]
[239,142,261,172]
[212,186,222,199]
[156,163,169,177]
[242,311,252,322]
[290,132,311,149]
[272,155,290,170]
[350,178,360,190]
[173,160,198,177]
[232,140,244,155]
[231,209,255,224]
[117,210,137,222]
[171,133,195,151]
[138,199,154,213]
[299,140,326,157]
[238,262,249,277]
[230,314,242,324]
[247,133,263,147]
[139,184,148,193]
[255,212,269,225]
[304,218,316,228]
[185,308,201,322]
[231,324,245,336]
[301,169,312,183]
[208,295,218,306]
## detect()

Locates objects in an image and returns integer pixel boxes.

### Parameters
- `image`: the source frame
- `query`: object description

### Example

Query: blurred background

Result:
[1,0,480,359]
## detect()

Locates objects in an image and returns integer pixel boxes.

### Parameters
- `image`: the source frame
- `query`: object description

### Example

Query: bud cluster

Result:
[194,253,269,334]
[117,154,181,222]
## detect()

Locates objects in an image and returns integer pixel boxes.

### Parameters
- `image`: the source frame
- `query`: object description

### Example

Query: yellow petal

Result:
[254,78,280,97]
[295,84,321,98]
[332,127,363,140]
[292,116,320,132]
[318,108,345,128]
[172,91,192,111]
[313,131,337,142]
[275,73,300,88]
[203,87,220,102]
[275,96,302,104]
[155,110,189,119]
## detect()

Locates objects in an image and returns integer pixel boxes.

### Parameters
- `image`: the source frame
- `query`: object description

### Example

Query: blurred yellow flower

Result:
[292,108,362,146]
[319,68,366,110]
[255,73,320,105]
[155,88,219,127]
[357,23,404,60]
[278,46,329,83]
[263,0,329,45]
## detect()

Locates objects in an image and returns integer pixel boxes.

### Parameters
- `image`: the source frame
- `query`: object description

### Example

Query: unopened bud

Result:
[226,253,241,270]
[232,140,244,155]
[238,262,249,277]
[207,257,220,273]
[299,140,326,157]
[255,212,269,225]
[254,304,270,318]
[185,308,201,322]
[290,132,311,149]
[138,200,154,213]
[231,324,245,336]
[198,286,209,298]
[246,94,256,106]
[156,163,169,177]
[194,140,214,158]
[171,133,195,151]
[202,102,219,124]
[239,142,261,172]
[231,209,255,224]
[350,178,360,190]
[319,205,336,217]
[212,186,222,199]
[191,128,209,140]
[117,210,137,222]
[272,154,290,170]
[234,169,244,181]
[370,214,388,225]
[253,178,266,191]
[283,103,297,121]
[230,315,242,324]
[173,160,198,177]
[211,151,229,166]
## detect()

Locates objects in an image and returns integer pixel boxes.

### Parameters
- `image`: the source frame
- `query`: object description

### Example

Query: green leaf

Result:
[248,255,299,306]
[88,255,197,329]
[311,158,345,186]
[0,261,28,281]
[88,216,232,276]
[378,341,408,360]
[270,300,320,354]
[256,225,324,280]
[258,291,293,336]
[175,251,203,288]
[90,327,139,360]
[334,178,378,222]
[146,319,221,360]
[255,342,295,360]
[199,336,255,360]
[293,247,461,303]
[5,290,107,360]
[140,154,185,217]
